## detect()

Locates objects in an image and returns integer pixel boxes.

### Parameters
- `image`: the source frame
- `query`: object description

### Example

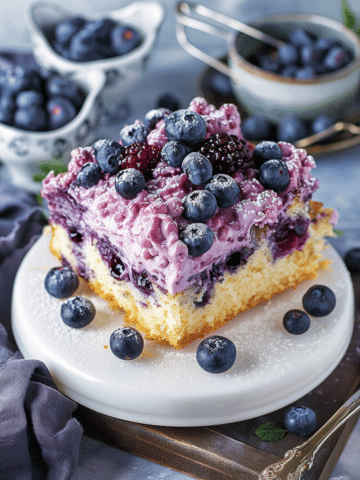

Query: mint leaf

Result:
[33,161,68,183]
[342,0,356,29]
[333,229,344,237]
[255,422,287,442]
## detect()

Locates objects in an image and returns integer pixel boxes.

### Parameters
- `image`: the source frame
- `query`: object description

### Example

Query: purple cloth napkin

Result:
[0,181,83,480]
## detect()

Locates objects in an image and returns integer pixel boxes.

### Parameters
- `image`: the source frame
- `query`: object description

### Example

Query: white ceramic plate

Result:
[12,234,354,426]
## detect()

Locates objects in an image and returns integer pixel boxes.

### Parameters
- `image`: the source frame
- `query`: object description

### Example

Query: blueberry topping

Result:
[14,105,47,131]
[115,168,145,199]
[110,326,144,360]
[241,115,272,141]
[182,190,217,223]
[252,141,282,169]
[179,223,214,257]
[119,122,148,147]
[161,140,189,167]
[44,266,79,298]
[110,327,144,360]
[302,284,336,317]
[277,116,308,143]
[181,152,213,185]
[110,25,142,55]
[46,97,77,129]
[54,16,86,47]
[258,159,290,194]
[165,109,207,146]
[205,174,239,208]
[278,44,299,65]
[16,90,43,109]
[344,247,360,272]
[283,404,317,436]
[77,162,102,188]
[225,247,253,269]
[310,115,334,135]
[93,139,123,174]
[283,309,311,335]
[144,108,171,130]
[196,335,236,374]
[61,295,96,328]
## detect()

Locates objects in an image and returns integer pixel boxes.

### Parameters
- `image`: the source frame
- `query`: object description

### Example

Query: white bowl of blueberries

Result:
[26,1,165,119]
[0,52,106,192]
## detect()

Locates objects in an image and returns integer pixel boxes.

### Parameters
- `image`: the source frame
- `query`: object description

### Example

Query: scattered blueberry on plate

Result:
[283,404,317,436]
[344,247,360,272]
[110,326,144,360]
[283,309,311,335]
[44,266,79,298]
[302,284,336,317]
[196,335,237,374]
[61,296,96,328]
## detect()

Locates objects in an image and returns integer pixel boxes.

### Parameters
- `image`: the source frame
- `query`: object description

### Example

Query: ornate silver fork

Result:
[259,388,360,480]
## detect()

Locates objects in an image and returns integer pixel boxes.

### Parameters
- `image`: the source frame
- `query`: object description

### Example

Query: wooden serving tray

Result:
[75,272,360,480]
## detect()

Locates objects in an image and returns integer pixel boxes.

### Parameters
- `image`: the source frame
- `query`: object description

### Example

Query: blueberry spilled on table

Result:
[283,404,317,436]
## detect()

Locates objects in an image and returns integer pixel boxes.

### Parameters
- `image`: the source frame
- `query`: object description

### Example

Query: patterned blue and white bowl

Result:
[0,64,105,193]
[26,1,165,120]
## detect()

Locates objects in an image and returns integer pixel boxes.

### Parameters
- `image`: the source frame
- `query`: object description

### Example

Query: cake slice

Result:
[41,97,338,349]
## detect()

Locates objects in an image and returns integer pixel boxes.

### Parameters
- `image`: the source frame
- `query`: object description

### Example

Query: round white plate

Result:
[12,234,354,426]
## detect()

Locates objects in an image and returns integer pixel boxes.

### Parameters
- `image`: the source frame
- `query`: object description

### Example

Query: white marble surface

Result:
[1,0,360,478]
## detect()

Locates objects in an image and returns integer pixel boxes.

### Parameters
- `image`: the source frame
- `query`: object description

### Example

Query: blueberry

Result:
[110,327,144,360]
[179,223,214,256]
[93,139,123,174]
[315,37,338,57]
[283,309,311,335]
[241,115,272,141]
[115,168,145,199]
[157,92,181,112]
[324,46,351,71]
[182,152,213,185]
[252,141,282,169]
[46,76,84,109]
[281,65,298,78]
[44,266,79,298]
[258,159,290,193]
[196,335,236,374]
[310,115,334,135]
[110,25,142,55]
[278,44,299,65]
[0,91,16,125]
[209,71,233,96]
[294,66,316,80]
[16,90,43,109]
[302,284,336,317]
[300,44,319,65]
[119,122,148,147]
[61,296,96,328]
[289,28,313,46]
[277,116,308,143]
[68,29,106,62]
[182,190,217,223]
[6,67,41,95]
[54,17,86,47]
[77,162,102,188]
[161,140,189,167]
[144,108,171,130]
[47,97,77,129]
[14,105,47,131]
[205,174,239,208]
[283,404,317,436]
[165,109,207,146]
[258,55,279,73]
[82,19,116,45]
[344,247,360,272]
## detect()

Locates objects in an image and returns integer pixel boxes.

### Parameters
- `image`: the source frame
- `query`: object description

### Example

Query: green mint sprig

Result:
[255,422,287,442]
[342,0,360,35]
[333,229,344,237]
[33,161,68,184]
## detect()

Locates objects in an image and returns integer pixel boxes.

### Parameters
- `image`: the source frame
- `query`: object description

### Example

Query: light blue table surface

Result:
[1,0,360,478]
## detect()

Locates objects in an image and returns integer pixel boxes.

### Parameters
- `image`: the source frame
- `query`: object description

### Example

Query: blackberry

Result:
[198,132,252,175]
[120,142,161,178]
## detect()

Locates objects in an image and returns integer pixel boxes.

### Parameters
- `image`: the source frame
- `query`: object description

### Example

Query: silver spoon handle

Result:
[259,389,360,479]
[176,2,285,48]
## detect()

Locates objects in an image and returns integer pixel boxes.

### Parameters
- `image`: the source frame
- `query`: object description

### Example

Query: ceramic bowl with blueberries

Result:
[26,1,165,119]
[0,53,106,192]
[177,8,360,122]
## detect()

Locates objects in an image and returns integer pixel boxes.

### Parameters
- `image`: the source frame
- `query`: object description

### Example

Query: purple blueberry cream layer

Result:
[41,97,338,348]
